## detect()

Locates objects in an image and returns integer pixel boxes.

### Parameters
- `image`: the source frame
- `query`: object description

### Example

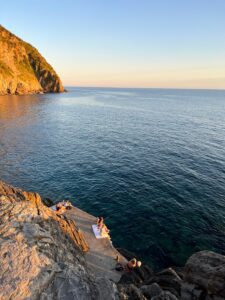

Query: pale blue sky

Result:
[1,0,225,88]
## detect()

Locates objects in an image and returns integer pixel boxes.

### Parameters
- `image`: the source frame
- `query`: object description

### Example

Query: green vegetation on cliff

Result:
[0,25,64,95]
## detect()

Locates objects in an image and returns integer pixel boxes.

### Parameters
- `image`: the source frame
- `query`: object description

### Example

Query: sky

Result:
[1,0,225,89]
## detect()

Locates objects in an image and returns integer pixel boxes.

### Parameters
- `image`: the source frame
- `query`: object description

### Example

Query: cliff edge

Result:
[0,25,64,95]
[0,180,117,300]
[0,180,224,300]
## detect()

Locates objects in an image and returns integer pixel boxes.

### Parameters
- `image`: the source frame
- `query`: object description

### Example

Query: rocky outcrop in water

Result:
[183,251,225,299]
[0,25,64,95]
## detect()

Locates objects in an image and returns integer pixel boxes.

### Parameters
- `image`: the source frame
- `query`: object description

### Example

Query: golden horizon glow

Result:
[61,65,225,89]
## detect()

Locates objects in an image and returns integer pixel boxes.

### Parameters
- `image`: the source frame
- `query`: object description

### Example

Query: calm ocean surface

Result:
[1,87,225,270]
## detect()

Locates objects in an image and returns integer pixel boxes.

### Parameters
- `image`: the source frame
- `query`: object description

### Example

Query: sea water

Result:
[1,87,225,270]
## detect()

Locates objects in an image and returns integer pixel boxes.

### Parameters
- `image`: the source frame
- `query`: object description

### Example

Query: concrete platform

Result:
[65,207,127,282]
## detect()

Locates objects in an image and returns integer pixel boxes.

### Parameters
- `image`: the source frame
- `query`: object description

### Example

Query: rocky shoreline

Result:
[117,248,225,300]
[0,180,224,300]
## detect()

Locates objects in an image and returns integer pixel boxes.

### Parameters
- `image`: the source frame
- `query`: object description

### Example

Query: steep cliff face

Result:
[0,25,64,95]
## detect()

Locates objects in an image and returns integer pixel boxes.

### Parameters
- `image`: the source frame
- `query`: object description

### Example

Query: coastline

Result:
[1,180,225,300]
[0,90,67,96]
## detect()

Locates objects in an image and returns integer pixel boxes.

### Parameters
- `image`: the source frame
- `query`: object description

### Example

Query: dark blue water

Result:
[1,87,225,270]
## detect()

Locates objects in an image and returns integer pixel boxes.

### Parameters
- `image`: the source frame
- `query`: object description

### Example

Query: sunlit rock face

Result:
[0,25,64,95]
[0,180,117,300]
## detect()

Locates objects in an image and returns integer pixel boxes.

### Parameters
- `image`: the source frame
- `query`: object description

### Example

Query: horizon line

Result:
[65,85,225,91]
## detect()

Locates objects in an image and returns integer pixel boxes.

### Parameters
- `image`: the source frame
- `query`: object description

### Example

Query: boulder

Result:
[147,268,182,298]
[119,270,144,285]
[119,264,153,286]
[118,284,147,300]
[184,251,225,298]
[140,283,163,298]
[152,291,179,300]
[180,282,206,300]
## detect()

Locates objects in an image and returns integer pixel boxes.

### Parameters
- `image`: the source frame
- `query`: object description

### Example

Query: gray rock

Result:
[151,291,179,300]
[118,264,153,285]
[147,267,182,298]
[180,282,206,300]
[184,251,225,298]
[140,283,163,298]
[118,284,147,300]
[205,296,225,300]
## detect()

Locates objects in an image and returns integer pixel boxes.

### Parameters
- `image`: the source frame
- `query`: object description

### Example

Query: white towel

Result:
[50,205,57,211]
[92,224,109,239]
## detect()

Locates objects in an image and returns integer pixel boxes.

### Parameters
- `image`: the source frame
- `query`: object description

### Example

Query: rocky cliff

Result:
[0,180,117,300]
[0,180,224,300]
[0,25,64,95]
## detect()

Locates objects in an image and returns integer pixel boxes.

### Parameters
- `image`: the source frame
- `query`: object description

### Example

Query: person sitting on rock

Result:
[115,258,142,272]
[126,258,142,271]
[100,223,110,237]
[56,203,62,211]
[97,216,104,229]
[66,201,72,209]
[55,203,66,214]
[63,200,72,210]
